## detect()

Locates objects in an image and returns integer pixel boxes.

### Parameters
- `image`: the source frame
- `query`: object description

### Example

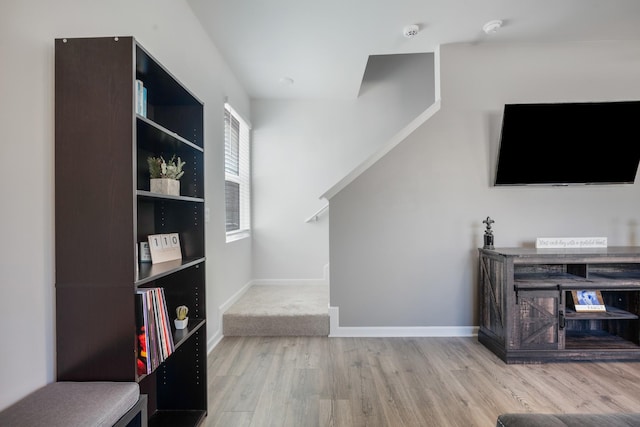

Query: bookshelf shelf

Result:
[173,318,206,349]
[137,115,204,153]
[147,410,206,427]
[137,190,204,204]
[564,306,639,320]
[55,36,207,426]
[136,257,205,285]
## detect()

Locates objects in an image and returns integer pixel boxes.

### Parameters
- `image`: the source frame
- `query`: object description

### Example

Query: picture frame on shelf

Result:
[571,290,606,312]
[139,241,152,263]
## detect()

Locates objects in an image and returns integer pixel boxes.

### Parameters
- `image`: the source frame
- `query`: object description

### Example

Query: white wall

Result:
[329,41,640,327]
[0,0,251,410]
[251,53,435,280]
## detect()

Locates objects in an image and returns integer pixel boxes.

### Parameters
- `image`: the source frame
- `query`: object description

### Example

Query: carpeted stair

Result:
[223,284,330,336]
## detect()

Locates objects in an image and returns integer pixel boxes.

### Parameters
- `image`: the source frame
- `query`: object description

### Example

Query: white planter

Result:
[150,178,180,196]
[174,317,188,330]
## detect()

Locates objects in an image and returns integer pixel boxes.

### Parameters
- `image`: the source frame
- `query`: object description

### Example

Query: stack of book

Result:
[135,287,175,376]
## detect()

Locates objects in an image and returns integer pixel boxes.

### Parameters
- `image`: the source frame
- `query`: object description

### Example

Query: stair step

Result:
[223,313,329,336]
[222,284,329,337]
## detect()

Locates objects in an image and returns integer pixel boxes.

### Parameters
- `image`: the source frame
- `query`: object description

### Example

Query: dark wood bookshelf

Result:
[55,36,207,426]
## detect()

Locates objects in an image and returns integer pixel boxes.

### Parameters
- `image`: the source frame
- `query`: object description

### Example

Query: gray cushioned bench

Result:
[497,412,640,427]
[0,382,147,427]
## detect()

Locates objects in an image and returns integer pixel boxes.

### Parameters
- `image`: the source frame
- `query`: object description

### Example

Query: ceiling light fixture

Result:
[279,76,294,85]
[482,19,503,35]
[403,24,420,38]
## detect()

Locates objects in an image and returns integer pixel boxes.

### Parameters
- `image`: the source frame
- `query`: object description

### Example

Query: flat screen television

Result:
[494,100,640,186]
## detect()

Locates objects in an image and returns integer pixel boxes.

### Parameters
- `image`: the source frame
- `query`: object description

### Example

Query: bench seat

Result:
[0,382,146,427]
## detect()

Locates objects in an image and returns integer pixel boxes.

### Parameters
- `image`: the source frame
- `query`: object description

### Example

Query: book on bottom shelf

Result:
[135,287,175,375]
[571,290,606,312]
[135,295,149,376]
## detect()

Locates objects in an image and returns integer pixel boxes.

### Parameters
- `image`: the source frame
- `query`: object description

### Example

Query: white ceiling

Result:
[186,0,640,100]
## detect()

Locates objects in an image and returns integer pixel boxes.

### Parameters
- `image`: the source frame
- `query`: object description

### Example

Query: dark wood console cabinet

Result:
[478,247,640,363]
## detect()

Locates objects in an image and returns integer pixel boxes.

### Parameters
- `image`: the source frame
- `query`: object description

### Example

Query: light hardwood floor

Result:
[205,336,640,427]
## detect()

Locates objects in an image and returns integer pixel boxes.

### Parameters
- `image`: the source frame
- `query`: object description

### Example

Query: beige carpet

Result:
[223,284,330,336]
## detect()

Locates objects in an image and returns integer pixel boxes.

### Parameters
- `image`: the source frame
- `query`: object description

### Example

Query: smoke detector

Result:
[403,24,420,38]
[482,20,503,34]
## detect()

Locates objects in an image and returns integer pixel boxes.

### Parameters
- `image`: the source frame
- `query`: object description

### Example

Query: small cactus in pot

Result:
[174,305,189,329]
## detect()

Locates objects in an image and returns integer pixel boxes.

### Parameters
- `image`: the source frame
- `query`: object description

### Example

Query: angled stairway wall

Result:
[251,51,438,284]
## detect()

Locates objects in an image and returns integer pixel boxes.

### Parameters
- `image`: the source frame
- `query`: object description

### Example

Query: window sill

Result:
[226,230,251,243]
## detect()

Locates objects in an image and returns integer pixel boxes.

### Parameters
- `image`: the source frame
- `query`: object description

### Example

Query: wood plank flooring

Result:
[205,336,640,426]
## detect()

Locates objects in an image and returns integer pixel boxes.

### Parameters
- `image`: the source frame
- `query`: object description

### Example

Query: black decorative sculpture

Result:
[483,216,495,249]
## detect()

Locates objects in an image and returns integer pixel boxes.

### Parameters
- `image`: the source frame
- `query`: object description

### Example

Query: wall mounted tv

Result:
[494,100,640,186]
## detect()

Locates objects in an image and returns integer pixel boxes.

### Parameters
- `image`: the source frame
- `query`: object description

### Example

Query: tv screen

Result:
[494,101,640,186]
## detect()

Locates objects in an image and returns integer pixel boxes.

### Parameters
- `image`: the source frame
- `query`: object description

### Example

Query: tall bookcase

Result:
[55,36,207,426]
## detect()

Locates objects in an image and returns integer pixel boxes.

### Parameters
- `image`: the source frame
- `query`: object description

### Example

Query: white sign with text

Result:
[535,237,607,249]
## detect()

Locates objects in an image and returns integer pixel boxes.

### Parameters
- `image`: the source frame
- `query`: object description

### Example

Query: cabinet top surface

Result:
[480,246,640,258]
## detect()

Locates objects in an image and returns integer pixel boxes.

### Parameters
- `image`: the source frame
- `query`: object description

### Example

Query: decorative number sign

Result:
[148,233,182,264]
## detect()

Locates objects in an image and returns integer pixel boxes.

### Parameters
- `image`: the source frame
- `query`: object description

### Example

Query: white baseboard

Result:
[219,281,254,314]
[251,263,330,286]
[329,306,478,338]
[207,280,254,354]
[207,331,224,353]
[250,278,327,286]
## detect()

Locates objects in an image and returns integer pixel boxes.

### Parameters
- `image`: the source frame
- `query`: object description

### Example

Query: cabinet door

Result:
[513,290,563,350]
[479,253,506,338]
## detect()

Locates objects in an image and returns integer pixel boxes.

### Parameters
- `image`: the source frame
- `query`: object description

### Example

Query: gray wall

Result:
[0,0,251,410]
[330,41,640,327]
[252,53,435,281]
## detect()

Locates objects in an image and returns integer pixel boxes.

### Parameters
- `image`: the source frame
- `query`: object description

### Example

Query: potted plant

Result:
[147,155,185,196]
[174,305,189,329]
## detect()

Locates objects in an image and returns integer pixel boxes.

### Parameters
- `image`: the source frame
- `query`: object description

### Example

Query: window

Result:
[224,103,251,241]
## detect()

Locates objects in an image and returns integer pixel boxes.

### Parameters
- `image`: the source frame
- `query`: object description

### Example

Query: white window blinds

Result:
[224,103,251,240]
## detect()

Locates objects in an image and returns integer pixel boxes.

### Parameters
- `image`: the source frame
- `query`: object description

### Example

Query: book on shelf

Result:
[135,79,147,118]
[139,241,151,263]
[156,288,174,357]
[137,290,156,373]
[135,295,149,376]
[135,287,175,375]
[571,290,606,312]
[153,287,174,360]
[149,289,164,360]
